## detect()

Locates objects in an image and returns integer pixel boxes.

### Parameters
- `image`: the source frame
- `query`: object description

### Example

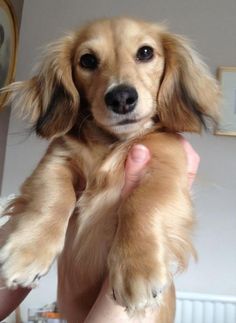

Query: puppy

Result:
[0,17,219,322]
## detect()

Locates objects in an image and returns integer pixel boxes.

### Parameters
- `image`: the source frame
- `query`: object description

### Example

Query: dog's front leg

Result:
[108,134,194,314]
[0,141,77,288]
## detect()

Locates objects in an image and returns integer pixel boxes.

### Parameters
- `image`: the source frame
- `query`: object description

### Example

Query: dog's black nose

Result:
[104,85,138,114]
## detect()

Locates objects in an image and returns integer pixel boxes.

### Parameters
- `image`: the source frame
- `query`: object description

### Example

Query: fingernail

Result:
[130,145,149,162]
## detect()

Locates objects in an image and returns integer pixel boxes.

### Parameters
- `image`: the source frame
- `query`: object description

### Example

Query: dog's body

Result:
[0,18,219,322]
[55,129,186,322]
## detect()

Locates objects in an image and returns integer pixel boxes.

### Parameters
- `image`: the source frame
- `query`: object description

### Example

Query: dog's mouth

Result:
[116,118,139,126]
[113,114,154,128]
[105,114,155,137]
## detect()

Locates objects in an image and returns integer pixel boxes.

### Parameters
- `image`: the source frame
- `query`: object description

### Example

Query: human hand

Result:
[122,139,200,197]
[179,137,200,188]
[0,277,30,321]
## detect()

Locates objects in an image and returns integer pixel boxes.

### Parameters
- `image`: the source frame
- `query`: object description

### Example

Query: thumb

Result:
[122,145,150,198]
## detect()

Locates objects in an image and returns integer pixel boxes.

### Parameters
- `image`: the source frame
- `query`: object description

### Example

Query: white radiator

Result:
[175,292,236,323]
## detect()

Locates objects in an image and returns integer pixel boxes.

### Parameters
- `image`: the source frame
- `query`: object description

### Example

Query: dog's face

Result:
[73,19,165,136]
[3,17,220,139]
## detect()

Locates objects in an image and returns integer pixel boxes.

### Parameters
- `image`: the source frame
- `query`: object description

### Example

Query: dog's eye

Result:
[136,46,154,62]
[79,53,99,70]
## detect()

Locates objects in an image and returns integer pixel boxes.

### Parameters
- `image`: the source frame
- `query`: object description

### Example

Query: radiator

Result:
[175,292,236,323]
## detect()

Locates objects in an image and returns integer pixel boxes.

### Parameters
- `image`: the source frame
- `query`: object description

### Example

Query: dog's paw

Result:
[0,230,63,288]
[108,251,170,314]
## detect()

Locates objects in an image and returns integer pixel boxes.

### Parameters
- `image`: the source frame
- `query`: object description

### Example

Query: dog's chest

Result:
[63,140,127,281]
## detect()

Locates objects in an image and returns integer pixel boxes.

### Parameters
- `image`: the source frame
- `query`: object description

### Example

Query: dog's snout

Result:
[104,85,138,114]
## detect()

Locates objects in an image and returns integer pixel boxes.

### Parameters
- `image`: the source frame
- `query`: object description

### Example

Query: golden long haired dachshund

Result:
[0,17,219,322]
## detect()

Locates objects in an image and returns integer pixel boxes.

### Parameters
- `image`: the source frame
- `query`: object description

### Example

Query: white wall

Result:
[2,0,236,321]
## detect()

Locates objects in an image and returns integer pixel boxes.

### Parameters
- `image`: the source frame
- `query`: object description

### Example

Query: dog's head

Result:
[2,18,220,139]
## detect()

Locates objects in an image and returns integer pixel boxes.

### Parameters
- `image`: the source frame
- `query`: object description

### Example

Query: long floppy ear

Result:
[1,33,79,138]
[157,32,220,132]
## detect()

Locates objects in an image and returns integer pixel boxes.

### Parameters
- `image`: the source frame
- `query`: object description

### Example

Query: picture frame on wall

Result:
[215,66,236,136]
[0,0,18,109]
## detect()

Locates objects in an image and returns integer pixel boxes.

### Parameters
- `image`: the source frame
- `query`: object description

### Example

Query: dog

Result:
[0,17,219,322]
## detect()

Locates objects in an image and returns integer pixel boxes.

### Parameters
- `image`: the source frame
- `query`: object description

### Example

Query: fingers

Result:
[121,136,199,197]
[179,136,200,188]
[121,145,151,198]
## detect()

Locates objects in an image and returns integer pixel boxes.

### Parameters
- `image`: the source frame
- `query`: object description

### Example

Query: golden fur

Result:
[0,17,219,322]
